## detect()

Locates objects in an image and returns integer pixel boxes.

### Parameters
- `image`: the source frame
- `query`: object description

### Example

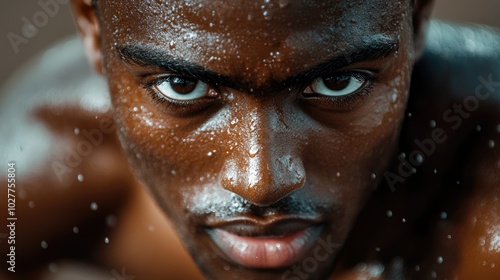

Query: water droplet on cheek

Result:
[391,92,398,103]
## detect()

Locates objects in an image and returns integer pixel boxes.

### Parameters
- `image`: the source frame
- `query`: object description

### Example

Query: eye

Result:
[304,72,371,97]
[154,76,211,101]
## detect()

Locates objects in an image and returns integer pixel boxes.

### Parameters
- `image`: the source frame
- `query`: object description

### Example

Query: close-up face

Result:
[92,0,418,278]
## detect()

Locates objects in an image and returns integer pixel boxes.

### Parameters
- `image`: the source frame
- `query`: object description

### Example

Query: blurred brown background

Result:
[1,0,500,86]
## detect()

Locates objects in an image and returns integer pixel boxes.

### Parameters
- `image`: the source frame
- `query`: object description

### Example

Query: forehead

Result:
[99,0,409,85]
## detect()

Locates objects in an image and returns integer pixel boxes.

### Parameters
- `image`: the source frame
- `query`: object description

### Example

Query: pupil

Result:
[323,76,350,91]
[171,77,197,94]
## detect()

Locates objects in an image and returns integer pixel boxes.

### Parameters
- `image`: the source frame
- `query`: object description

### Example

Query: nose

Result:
[220,107,306,206]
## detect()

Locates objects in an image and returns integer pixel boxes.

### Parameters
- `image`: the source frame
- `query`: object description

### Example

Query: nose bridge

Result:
[220,103,305,206]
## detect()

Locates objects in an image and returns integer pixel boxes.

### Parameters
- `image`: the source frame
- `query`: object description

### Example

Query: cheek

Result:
[302,65,411,212]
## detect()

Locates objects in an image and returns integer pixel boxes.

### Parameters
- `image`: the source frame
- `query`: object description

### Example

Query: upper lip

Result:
[205,215,323,237]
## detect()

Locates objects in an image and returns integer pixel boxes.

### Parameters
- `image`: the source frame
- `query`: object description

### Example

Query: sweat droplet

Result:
[41,240,48,249]
[437,256,443,264]
[440,212,448,219]
[90,202,98,211]
[415,153,423,164]
[430,120,436,128]
[106,215,117,228]
[387,210,393,217]
[49,263,58,273]
[488,140,495,148]
[278,0,289,8]
[249,145,259,156]
[74,128,80,135]
[104,237,110,244]
[77,174,84,182]
[73,226,79,234]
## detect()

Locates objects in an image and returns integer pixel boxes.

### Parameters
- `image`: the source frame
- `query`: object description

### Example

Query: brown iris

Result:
[322,75,351,91]
[170,77,197,94]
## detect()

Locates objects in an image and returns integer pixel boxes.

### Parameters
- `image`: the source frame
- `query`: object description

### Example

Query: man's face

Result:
[97,0,415,278]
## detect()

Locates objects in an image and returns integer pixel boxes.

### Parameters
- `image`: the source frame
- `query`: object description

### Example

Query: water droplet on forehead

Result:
[104,237,110,244]
[41,240,48,249]
[429,120,436,128]
[90,202,98,211]
[437,256,444,264]
[77,174,84,182]
[74,128,80,135]
[73,226,79,234]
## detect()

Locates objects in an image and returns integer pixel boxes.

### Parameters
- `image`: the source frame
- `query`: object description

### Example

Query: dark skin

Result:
[0,0,499,279]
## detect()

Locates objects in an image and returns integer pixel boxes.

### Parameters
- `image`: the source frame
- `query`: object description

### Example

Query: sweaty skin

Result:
[0,0,499,279]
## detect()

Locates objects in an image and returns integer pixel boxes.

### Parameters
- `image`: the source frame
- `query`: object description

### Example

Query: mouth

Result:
[206,217,323,269]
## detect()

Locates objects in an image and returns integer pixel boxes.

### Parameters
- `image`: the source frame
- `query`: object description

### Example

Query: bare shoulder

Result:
[338,21,500,279]
[0,37,134,274]
[404,20,500,278]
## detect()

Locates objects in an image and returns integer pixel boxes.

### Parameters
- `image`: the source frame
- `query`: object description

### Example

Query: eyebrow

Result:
[116,38,399,91]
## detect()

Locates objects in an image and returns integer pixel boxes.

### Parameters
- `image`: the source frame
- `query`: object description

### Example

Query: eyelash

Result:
[300,71,377,108]
[143,77,217,114]
[143,71,377,112]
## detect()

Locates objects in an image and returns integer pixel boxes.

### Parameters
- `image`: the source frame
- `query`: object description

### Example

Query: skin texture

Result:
[87,0,426,279]
[0,0,499,279]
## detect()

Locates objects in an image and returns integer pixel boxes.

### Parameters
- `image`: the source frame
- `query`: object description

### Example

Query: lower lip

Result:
[208,226,322,269]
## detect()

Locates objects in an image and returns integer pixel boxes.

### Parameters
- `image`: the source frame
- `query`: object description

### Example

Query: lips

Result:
[206,217,323,268]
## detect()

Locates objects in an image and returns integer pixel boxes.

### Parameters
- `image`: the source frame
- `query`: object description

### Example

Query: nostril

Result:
[220,154,306,207]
